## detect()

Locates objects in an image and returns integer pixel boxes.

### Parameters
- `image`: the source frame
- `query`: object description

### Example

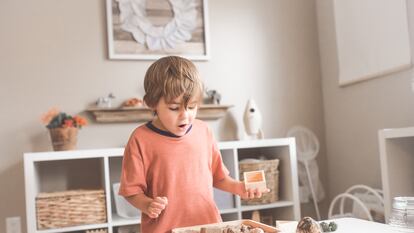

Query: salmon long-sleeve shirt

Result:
[119,119,229,233]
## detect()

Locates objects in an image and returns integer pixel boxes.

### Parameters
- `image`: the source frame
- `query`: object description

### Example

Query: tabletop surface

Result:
[278,217,399,233]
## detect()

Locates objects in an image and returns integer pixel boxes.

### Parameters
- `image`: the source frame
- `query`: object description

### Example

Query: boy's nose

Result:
[179,108,190,118]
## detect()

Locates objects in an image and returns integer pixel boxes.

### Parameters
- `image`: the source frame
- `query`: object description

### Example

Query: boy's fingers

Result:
[150,201,166,210]
[146,197,168,218]
[254,188,260,198]
[154,209,161,215]
[155,196,168,205]
[149,206,162,214]
[249,189,255,199]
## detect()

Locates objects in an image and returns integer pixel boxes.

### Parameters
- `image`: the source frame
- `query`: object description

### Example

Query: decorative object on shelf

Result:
[239,158,279,205]
[243,99,264,140]
[122,97,144,108]
[36,189,106,230]
[106,0,210,60]
[96,93,115,108]
[48,127,78,151]
[41,108,87,151]
[86,104,233,123]
[204,89,221,105]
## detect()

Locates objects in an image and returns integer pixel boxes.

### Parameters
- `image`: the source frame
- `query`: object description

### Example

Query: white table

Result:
[278,218,396,233]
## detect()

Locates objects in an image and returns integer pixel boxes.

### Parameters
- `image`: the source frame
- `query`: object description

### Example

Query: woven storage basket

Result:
[85,229,108,233]
[36,189,107,230]
[49,127,78,151]
[239,159,279,205]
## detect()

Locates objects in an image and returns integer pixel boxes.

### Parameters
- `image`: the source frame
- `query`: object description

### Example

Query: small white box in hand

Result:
[243,170,267,192]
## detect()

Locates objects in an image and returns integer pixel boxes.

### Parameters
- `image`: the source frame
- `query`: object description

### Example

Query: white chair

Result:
[328,184,384,221]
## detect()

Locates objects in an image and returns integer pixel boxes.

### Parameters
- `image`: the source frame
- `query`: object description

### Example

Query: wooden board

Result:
[172,219,278,233]
[86,104,233,123]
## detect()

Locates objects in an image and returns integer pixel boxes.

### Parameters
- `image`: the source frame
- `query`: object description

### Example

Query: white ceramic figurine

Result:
[243,99,264,140]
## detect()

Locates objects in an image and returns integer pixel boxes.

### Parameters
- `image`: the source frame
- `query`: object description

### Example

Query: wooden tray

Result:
[86,104,233,123]
[172,219,278,233]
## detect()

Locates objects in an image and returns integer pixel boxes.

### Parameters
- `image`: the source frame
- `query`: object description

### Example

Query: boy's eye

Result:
[188,105,197,110]
[168,107,179,111]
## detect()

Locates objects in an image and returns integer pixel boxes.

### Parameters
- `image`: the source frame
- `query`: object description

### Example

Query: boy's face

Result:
[152,95,198,137]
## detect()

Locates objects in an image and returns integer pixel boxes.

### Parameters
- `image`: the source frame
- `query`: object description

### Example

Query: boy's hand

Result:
[145,196,168,218]
[238,182,270,200]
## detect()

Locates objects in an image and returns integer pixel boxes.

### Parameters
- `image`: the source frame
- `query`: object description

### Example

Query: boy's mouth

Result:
[178,124,187,128]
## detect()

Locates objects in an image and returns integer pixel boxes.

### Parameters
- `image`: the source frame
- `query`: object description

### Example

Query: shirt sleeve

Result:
[119,133,147,197]
[211,132,230,183]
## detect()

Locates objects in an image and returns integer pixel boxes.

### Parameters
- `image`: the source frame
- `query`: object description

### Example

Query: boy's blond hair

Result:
[143,56,203,108]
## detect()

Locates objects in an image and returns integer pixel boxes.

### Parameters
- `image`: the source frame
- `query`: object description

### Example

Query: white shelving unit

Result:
[24,138,300,233]
[378,127,414,223]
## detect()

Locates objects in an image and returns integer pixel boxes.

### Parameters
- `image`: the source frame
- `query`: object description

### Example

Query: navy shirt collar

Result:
[146,121,192,138]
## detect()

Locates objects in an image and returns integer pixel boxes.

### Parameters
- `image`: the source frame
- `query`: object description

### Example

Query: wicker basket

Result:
[36,189,107,230]
[49,127,78,151]
[239,159,279,205]
[85,229,108,233]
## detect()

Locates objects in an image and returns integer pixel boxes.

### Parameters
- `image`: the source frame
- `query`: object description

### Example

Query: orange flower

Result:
[73,115,87,127]
[41,108,87,129]
[41,107,59,124]
[63,119,74,128]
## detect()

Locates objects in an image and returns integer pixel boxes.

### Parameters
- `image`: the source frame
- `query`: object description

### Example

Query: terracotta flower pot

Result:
[49,127,78,151]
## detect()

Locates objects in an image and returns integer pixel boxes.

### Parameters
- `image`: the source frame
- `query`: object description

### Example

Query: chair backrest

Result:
[340,184,384,214]
[328,184,384,221]
[328,193,374,221]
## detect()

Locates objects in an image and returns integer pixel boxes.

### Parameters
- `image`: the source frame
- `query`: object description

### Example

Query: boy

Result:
[119,56,268,233]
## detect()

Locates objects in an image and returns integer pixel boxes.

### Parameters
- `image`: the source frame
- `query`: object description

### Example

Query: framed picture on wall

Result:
[333,0,411,86]
[106,0,210,60]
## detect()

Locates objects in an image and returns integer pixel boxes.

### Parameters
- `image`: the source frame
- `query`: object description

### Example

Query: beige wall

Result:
[0,0,325,231]
[317,0,414,203]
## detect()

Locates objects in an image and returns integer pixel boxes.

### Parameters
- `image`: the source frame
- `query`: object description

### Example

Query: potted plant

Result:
[41,108,87,151]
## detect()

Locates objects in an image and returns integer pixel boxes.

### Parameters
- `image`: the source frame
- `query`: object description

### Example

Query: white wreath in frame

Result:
[116,0,198,51]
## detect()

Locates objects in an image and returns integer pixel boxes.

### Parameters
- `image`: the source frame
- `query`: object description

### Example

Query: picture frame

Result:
[105,0,210,60]
[333,0,411,86]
